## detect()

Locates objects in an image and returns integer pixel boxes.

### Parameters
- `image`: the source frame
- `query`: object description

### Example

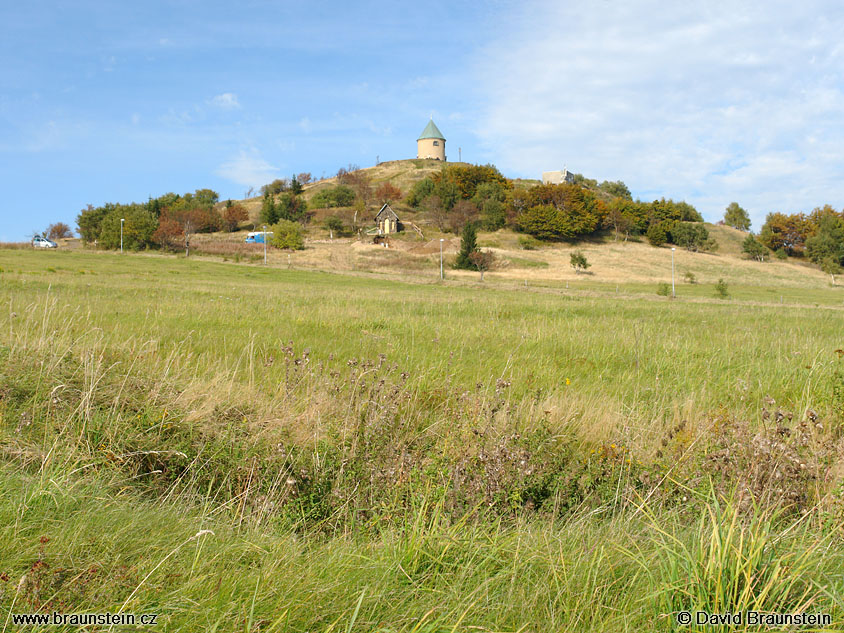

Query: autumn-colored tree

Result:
[374,182,403,205]
[152,216,184,251]
[342,169,372,208]
[449,200,479,234]
[468,250,495,281]
[297,172,313,185]
[759,212,812,255]
[222,203,248,231]
[46,222,73,240]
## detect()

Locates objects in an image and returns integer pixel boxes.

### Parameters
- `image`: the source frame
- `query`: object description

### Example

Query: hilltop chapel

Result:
[417,119,446,161]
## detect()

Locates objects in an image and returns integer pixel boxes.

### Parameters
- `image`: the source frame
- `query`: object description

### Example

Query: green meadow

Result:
[1,248,843,631]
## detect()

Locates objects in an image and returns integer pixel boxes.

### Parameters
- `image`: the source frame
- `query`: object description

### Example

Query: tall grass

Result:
[1,249,843,630]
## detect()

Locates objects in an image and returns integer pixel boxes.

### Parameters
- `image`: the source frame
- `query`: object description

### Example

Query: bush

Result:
[774,248,788,260]
[569,250,590,274]
[683,271,696,284]
[657,282,671,296]
[518,235,540,250]
[269,220,304,250]
[714,278,729,299]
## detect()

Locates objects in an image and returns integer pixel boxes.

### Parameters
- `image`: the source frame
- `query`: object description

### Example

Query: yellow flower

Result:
[565,378,571,385]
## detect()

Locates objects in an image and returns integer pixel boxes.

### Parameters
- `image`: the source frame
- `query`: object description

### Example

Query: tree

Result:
[151,216,184,251]
[449,200,479,234]
[374,182,403,205]
[724,202,751,231]
[97,206,157,250]
[261,179,289,196]
[297,172,313,185]
[222,203,248,232]
[759,212,811,255]
[76,204,108,243]
[454,223,479,270]
[670,222,714,252]
[820,257,842,285]
[714,278,729,299]
[570,250,590,274]
[311,186,355,208]
[741,234,768,262]
[598,180,632,200]
[290,175,303,195]
[646,222,668,247]
[260,193,279,225]
[422,195,447,232]
[46,222,73,240]
[325,216,344,239]
[468,250,495,281]
[269,220,305,250]
[516,183,603,240]
[805,213,844,266]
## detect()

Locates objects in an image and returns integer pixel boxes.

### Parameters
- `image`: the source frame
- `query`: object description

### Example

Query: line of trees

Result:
[76,189,249,252]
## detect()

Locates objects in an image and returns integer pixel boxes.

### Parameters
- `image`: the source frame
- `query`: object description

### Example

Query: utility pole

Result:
[263,225,267,265]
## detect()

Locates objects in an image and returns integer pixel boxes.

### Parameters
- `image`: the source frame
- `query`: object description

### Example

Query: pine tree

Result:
[455,222,479,270]
[260,193,279,225]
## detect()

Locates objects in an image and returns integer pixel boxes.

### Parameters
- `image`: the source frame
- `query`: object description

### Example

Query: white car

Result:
[32,236,58,249]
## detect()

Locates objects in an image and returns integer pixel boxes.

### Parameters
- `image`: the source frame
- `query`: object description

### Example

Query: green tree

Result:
[260,193,279,225]
[269,220,305,250]
[646,222,668,247]
[671,222,715,252]
[325,216,345,239]
[76,204,108,243]
[570,250,590,274]
[98,206,157,250]
[724,202,751,231]
[598,180,632,200]
[805,213,844,266]
[741,234,768,262]
[454,222,479,270]
[311,186,355,208]
[820,257,842,285]
[714,278,729,299]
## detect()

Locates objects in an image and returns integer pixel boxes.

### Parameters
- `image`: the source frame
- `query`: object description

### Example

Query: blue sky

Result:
[2,0,844,240]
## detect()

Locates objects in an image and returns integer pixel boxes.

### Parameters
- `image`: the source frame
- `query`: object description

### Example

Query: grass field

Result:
[1,248,843,631]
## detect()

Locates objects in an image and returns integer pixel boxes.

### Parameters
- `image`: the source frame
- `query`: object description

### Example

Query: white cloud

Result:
[215,148,279,188]
[475,0,844,226]
[208,92,241,110]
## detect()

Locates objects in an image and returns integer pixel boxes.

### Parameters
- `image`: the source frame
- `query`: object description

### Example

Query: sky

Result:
[2,0,844,241]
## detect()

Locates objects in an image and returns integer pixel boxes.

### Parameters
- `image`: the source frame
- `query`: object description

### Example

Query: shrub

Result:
[269,220,304,250]
[518,235,539,250]
[683,271,696,284]
[324,216,346,238]
[774,248,788,260]
[714,278,729,299]
[657,282,671,296]
[569,250,590,274]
